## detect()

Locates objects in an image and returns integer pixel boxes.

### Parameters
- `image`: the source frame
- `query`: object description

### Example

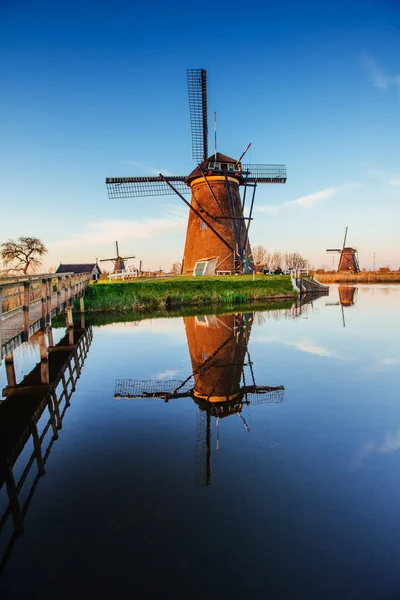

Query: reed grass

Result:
[314,272,400,284]
[80,275,296,313]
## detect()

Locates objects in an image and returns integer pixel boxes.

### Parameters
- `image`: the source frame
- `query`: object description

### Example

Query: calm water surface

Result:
[1,285,400,599]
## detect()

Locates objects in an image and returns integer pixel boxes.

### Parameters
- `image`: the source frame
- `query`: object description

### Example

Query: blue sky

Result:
[1,0,399,271]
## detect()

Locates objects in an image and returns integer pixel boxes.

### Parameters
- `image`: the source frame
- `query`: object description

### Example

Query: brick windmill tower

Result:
[106,69,287,275]
[326,227,360,273]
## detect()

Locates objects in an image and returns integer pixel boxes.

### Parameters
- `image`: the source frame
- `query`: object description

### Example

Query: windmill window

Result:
[201,221,207,231]
[221,163,228,170]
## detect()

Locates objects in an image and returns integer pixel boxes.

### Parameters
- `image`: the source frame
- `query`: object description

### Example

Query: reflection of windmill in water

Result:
[100,241,135,272]
[115,313,284,486]
[326,286,357,327]
[326,227,360,273]
[106,69,287,275]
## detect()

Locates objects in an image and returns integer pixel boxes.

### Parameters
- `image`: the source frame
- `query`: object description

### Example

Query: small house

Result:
[55,263,102,281]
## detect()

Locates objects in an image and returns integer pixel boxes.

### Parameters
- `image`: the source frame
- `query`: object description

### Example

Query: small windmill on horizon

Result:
[326,227,360,273]
[105,69,287,275]
[100,241,135,273]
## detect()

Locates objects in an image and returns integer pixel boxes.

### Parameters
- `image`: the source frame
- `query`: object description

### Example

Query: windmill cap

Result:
[186,152,241,184]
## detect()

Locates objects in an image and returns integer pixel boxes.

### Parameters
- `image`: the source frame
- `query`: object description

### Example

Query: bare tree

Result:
[170,260,182,275]
[284,251,309,270]
[251,245,270,266]
[268,251,283,272]
[0,237,47,274]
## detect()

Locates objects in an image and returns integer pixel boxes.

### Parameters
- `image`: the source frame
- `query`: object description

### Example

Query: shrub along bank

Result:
[80,275,296,313]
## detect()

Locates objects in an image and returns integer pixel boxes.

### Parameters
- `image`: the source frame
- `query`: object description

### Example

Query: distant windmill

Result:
[100,241,135,272]
[326,227,360,273]
[105,69,287,275]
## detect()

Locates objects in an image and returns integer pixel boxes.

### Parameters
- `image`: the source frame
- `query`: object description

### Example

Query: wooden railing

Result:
[0,272,91,359]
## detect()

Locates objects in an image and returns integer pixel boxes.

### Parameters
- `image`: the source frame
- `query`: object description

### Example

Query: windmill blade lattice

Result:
[106,176,190,200]
[242,164,287,183]
[187,69,208,162]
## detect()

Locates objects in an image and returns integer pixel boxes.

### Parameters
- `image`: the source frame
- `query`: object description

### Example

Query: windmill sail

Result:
[187,69,208,162]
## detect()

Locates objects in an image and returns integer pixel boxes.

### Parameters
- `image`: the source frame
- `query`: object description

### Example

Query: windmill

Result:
[326,227,360,273]
[114,313,284,485]
[100,241,135,273]
[106,69,287,275]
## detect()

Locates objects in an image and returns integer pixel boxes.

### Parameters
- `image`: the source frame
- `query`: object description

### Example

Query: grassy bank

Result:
[314,272,400,284]
[79,275,296,313]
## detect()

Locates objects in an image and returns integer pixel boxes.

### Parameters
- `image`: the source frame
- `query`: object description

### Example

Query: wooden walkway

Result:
[0,272,91,360]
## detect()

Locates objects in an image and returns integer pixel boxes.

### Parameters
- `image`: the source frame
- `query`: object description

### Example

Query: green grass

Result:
[80,275,296,313]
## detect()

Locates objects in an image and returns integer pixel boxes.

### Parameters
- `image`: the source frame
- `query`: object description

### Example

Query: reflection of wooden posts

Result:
[47,326,54,348]
[46,394,58,439]
[29,422,45,476]
[5,354,16,387]
[37,329,49,385]
[80,312,86,329]
[66,305,73,328]
[22,281,30,339]
[51,391,62,430]
[3,462,24,534]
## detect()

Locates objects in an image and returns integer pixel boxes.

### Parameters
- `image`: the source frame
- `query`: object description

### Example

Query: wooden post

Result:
[65,305,73,328]
[79,296,85,313]
[5,353,17,387]
[68,328,74,345]
[57,276,62,313]
[30,422,45,476]
[46,277,52,324]
[41,278,47,325]
[64,275,69,306]
[0,286,3,354]
[23,281,30,339]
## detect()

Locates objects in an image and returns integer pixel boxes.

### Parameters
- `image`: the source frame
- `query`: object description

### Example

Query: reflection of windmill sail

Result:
[195,410,211,486]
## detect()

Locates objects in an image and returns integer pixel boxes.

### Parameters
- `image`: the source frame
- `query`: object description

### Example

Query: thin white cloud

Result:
[49,213,186,249]
[256,183,360,214]
[362,55,400,93]
[388,178,400,187]
[122,161,175,176]
[286,186,339,208]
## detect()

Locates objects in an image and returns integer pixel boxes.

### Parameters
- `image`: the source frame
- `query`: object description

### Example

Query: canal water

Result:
[1,285,400,599]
